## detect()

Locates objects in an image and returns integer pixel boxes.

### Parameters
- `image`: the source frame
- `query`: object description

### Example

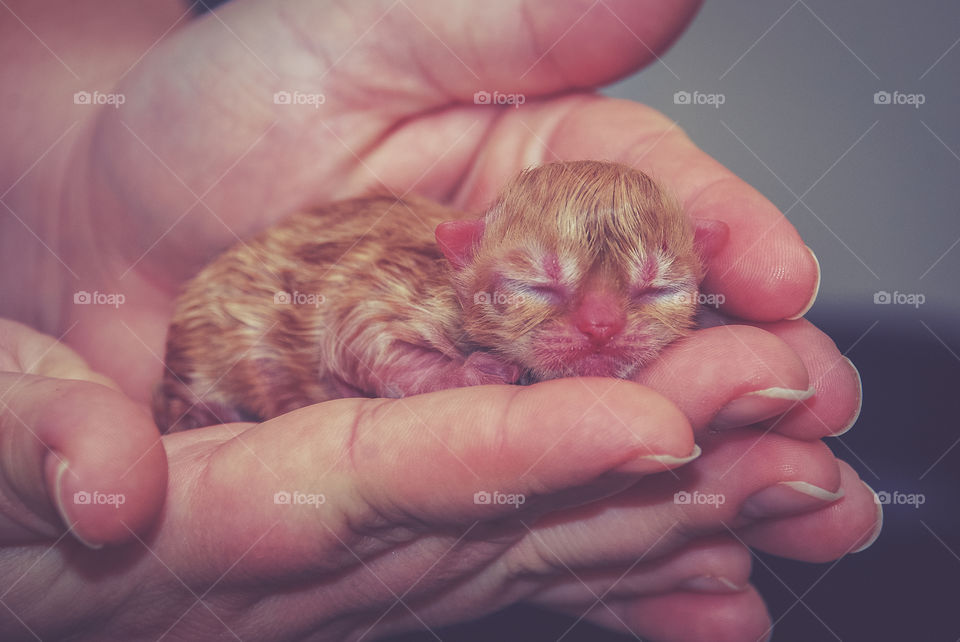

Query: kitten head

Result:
[436,160,726,381]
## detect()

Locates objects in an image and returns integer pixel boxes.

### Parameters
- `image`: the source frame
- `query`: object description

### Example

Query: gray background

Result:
[605,0,960,329]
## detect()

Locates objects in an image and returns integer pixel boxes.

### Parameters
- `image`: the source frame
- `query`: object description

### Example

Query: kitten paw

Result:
[462,352,523,385]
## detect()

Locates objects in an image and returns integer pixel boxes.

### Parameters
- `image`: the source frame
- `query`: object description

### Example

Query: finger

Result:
[190,0,700,111]
[457,96,819,321]
[747,319,863,439]
[528,536,752,607]
[631,324,813,432]
[739,460,882,561]
[505,429,844,575]
[0,319,120,391]
[160,378,697,573]
[347,379,699,522]
[552,586,772,642]
[391,0,702,97]
[101,0,700,274]
[0,375,166,547]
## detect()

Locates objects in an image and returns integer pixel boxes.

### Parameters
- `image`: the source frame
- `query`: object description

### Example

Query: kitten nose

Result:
[574,291,625,346]
[577,319,622,344]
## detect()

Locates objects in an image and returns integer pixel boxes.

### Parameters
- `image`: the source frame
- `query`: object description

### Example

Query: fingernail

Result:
[853,481,884,553]
[51,457,103,550]
[681,575,745,593]
[831,357,862,437]
[637,444,702,467]
[786,246,820,320]
[740,481,844,520]
[712,387,815,430]
[51,456,73,526]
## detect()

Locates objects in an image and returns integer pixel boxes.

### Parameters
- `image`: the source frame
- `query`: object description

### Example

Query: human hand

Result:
[2,0,820,403]
[0,2,871,638]
[0,320,166,547]
[0,319,878,641]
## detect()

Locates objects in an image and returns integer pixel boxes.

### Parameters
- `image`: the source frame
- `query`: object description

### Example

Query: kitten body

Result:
[154,161,716,431]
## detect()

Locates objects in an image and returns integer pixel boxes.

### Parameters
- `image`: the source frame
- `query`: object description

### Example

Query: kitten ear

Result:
[435,219,485,269]
[692,218,729,260]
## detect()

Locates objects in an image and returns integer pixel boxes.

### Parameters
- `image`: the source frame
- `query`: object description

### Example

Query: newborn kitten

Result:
[154,160,725,431]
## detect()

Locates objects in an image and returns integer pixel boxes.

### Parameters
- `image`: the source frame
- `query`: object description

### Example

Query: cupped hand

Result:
[0,319,878,641]
[0,1,871,639]
[0,0,821,402]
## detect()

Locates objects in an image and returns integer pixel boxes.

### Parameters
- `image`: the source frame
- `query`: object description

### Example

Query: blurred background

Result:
[400,1,960,640]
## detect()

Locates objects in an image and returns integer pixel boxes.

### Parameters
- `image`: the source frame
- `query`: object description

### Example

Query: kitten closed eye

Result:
[630,285,682,302]
[521,283,566,304]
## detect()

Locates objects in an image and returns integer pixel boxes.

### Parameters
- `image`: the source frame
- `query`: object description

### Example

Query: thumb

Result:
[0,323,167,548]
[96,0,702,277]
